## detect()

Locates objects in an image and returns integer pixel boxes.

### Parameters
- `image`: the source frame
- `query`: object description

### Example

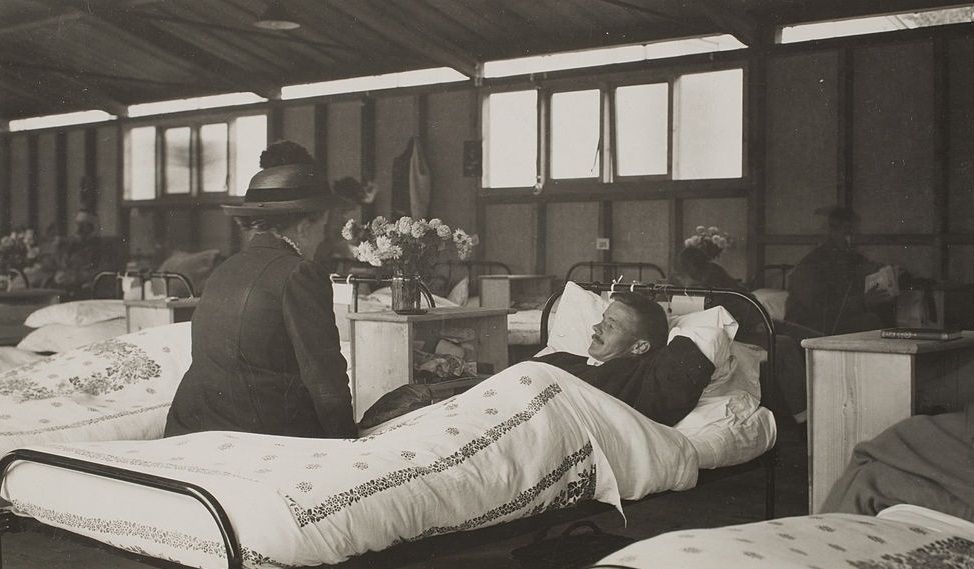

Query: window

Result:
[550,90,601,179]
[779,5,973,43]
[615,84,669,177]
[673,69,743,180]
[128,126,156,200]
[484,90,538,188]
[125,113,267,200]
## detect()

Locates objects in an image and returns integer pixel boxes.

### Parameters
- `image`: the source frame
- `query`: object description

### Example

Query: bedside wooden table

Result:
[347,307,512,421]
[803,330,974,513]
[124,298,199,333]
[479,275,554,308]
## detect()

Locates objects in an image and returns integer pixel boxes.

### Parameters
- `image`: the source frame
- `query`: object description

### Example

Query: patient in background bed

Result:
[361,293,713,429]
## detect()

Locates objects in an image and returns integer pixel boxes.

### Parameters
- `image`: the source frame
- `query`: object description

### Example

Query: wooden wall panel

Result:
[484,203,535,274]
[852,42,936,235]
[326,101,362,183]
[165,209,195,253]
[546,202,599,282]
[198,209,232,254]
[947,245,974,284]
[765,51,840,235]
[948,37,974,233]
[66,130,86,224]
[374,96,419,217]
[127,208,156,258]
[860,245,938,280]
[683,198,748,281]
[612,200,670,275]
[8,136,29,229]
[427,89,478,234]
[282,104,316,155]
[96,126,119,236]
[36,133,57,235]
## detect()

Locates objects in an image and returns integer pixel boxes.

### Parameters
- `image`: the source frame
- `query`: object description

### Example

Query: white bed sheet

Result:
[507,309,543,345]
[2,361,697,569]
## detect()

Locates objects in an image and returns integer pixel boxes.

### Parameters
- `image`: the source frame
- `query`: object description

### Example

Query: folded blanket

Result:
[822,403,974,521]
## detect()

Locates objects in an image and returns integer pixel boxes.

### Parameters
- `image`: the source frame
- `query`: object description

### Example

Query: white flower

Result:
[410,220,429,238]
[707,226,720,234]
[341,219,357,241]
[395,216,414,235]
[436,224,451,239]
[428,218,443,228]
[695,225,706,235]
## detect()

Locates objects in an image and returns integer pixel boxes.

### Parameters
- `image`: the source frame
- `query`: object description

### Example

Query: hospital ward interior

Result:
[0,1,973,568]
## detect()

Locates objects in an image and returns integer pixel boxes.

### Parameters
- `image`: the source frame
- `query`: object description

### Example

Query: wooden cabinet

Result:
[479,275,554,308]
[347,307,511,421]
[124,298,198,333]
[803,330,974,513]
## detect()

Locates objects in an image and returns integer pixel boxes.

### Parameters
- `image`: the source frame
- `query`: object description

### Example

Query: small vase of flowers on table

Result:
[0,230,39,292]
[342,216,474,314]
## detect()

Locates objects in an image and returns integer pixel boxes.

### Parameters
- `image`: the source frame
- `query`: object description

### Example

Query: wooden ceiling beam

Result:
[0,68,128,117]
[327,0,479,78]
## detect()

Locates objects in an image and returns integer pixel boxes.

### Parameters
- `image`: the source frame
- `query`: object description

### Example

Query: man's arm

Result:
[633,336,715,427]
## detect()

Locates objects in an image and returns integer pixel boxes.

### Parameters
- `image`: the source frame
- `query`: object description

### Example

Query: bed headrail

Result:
[539,282,776,407]
[329,274,436,312]
[0,448,242,569]
[430,260,512,297]
[91,271,197,299]
[750,263,794,290]
[565,261,666,285]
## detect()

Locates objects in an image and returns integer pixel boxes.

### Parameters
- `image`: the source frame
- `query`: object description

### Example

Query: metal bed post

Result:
[0,449,242,569]
[564,262,667,286]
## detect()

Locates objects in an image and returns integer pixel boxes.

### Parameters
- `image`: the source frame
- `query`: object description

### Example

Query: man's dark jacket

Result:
[534,336,714,427]
[165,233,355,438]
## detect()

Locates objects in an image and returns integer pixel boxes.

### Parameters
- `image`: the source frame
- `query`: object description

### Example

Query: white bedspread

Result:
[2,361,697,569]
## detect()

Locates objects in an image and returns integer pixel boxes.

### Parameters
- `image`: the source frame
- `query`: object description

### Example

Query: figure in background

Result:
[50,211,110,298]
[165,141,360,439]
[786,207,894,335]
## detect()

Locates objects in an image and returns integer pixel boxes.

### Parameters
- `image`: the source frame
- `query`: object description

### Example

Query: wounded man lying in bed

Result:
[362,292,714,429]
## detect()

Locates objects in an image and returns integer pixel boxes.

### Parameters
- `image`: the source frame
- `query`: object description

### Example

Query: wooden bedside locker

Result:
[803,330,974,513]
[124,298,199,333]
[347,307,512,421]
[479,275,554,309]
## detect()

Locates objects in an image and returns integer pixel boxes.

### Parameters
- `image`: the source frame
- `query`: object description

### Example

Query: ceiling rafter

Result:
[0,66,128,117]
[327,0,479,78]
[682,0,760,46]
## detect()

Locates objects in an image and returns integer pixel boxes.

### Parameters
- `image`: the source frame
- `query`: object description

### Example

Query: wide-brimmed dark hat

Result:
[222,163,353,216]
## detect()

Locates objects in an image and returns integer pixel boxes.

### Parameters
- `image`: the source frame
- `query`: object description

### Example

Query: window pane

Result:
[615,84,669,176]
[551,89,601,179]
[164,127,192,194]
[233,114,268,196]
[485,90,537,188]
[674,69,743,179]
[201,123,228,193]
[128,126,156,200]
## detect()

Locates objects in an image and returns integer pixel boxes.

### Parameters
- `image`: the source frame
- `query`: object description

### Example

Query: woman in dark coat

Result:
[165,143,357,439]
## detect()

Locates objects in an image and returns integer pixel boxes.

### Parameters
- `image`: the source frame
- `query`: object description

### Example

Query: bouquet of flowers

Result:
[342,216,474,277]
[684,225,733,260]
[0,229,39,272]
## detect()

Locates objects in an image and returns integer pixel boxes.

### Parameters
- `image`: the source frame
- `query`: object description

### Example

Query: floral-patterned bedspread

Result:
[595,505,974,569]
[0,322,192,455]
[3,361,697,569]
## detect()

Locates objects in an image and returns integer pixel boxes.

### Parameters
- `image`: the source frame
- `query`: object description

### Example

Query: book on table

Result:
[880,327,962,341]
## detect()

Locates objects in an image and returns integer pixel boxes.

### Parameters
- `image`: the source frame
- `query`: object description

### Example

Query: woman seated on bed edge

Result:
[165,141,363,440]
[363,292,715,430]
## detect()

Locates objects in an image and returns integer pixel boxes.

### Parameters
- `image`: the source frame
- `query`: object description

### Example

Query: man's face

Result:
[588,301,644,362]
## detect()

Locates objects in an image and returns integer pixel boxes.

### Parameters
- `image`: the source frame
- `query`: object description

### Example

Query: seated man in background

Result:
[361,293,714,429]
[822,401,974,522]
[786,207,894,335]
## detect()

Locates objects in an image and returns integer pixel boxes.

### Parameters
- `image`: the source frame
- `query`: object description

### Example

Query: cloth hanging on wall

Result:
[390,137,431,220]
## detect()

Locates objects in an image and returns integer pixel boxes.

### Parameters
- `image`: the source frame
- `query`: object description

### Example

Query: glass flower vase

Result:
[391,274,427,315]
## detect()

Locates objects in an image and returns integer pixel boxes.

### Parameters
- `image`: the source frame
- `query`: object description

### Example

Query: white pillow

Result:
[668,324,732,372]
[17,318,128,353]
[669,306,739,341]
[447,277,470,307]
[24,300,126,328]
[751,288,788,322]
[546,282,608,357]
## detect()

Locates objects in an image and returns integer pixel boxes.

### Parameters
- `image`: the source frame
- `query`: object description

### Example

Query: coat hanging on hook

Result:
[390,137,431,220]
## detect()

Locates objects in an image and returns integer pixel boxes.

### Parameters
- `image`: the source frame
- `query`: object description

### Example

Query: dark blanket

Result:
[821,403,974,522]
[533,336,715,427]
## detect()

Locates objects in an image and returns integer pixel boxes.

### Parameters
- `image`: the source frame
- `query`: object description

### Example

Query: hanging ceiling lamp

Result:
[254,0,301,30]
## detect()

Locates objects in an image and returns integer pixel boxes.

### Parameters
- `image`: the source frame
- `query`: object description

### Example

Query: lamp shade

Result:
[254,0,300,30]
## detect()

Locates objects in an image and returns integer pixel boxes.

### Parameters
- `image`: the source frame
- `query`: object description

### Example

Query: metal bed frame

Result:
[565,261,665,285]
[0,283,778,569]
[92,270,197,300]
[749,263,794,291]
[430,260,511,297]
[329,274,437,312]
